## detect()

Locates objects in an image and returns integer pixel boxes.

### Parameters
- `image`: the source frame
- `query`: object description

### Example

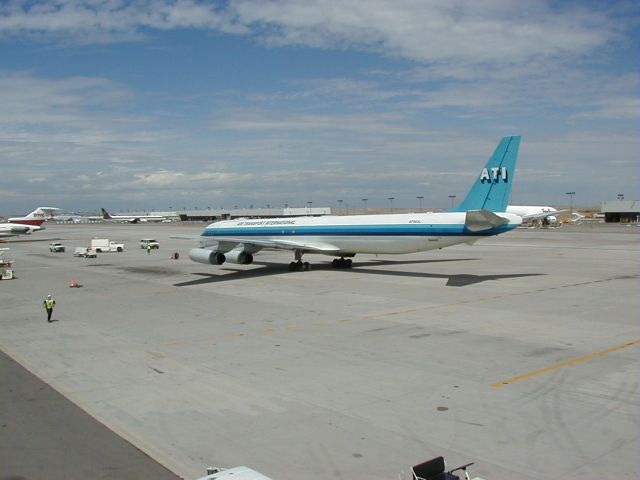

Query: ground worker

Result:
[43,294,56,323]
[147,244,151,255]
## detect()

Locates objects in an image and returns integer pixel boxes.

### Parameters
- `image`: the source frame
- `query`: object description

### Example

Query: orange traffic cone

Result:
[69,278,79,288]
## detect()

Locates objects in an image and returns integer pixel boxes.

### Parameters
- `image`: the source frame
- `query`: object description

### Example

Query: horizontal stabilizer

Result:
[465,210,509,232]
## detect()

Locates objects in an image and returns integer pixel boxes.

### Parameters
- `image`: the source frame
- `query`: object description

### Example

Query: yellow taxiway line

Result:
[491,339,640,389]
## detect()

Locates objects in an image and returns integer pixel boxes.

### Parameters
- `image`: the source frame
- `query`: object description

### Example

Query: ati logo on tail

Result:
[480,167,508,183]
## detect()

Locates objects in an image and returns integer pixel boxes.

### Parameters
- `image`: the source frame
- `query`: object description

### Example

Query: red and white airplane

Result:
[0,207,60,238]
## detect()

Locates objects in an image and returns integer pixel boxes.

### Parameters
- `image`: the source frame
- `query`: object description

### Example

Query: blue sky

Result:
[1,0,638,214]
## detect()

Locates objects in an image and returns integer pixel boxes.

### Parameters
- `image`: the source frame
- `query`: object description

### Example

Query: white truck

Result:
[140,238,160,249]
[49,242,65,252]
[90,238,124,253]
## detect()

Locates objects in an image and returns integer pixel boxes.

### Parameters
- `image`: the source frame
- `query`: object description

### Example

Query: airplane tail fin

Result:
[23,207,61,219]
[451,136,520,213]
[101,208,112,219]
[23,208,42,219]
[8,207,60,225]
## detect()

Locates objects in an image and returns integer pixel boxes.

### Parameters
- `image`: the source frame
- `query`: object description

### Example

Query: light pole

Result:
[417,196,423,212]
[566,191,575,219]
[362,198,368,211]
[337,199,343,214]
[307,201,312,213]
[448,195,456,209]
[387,197,394,212]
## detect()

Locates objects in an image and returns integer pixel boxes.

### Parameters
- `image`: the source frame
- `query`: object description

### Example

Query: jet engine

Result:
[189,248,226,265]
[225,249,254,265]
[542,215,557,226]
[189,248,254,265]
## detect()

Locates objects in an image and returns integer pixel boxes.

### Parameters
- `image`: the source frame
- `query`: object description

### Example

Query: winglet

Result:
[451,136,520,213]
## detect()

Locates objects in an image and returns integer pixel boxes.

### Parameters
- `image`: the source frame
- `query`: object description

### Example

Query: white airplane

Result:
[0,207,59,238]
[101,208,166,223]
[0,223,43,238]
[190,136,523,271]
[506,205,568,226]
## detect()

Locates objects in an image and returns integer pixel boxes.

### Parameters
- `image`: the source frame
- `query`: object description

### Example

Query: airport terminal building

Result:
[600,200,640,223]
[176,207,332,222]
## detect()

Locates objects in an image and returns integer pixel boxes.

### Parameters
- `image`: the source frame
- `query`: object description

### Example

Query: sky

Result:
[1,0,638,214]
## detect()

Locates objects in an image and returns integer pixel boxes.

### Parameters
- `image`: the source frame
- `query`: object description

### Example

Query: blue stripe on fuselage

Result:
[202,223,516,237]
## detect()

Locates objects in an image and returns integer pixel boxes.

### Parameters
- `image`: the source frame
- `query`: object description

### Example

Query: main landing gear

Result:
[289,250,310,271]
[331,257,352,268]
[289,260,310,271]
[288,251,354,271]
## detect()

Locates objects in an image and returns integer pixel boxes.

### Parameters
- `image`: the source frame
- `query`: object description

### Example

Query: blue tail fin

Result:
[451,136,520,212]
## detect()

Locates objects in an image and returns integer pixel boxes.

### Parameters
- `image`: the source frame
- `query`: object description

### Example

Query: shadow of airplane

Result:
[2,237,64,244]
[174,257,544,288]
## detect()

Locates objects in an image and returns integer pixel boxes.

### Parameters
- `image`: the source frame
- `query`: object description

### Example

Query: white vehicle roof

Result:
[195,466,273,480]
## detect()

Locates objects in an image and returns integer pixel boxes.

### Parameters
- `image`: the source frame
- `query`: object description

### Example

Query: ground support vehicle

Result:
[0,248,14,279]
[140,238,160,249]
[49,242,65,252]
[90,238,124,252]
[74,247,97,258]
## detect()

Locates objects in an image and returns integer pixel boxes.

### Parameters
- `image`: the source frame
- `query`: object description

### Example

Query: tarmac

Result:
[0,221,638,480]
[0,349,181,480]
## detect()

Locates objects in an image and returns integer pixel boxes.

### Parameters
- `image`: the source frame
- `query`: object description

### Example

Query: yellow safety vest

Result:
[44,299,55,309]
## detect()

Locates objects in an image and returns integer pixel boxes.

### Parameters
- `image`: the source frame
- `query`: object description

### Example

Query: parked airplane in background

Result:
[52,210,103,223]
[190,136,523,271]
[0,207,59,238]
[506,205,568,226]
[101,208,166,223]
[8,207,61,225]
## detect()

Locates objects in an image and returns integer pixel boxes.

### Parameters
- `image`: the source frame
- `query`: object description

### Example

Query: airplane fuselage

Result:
[507,205,557,217]
[200,212,521,255]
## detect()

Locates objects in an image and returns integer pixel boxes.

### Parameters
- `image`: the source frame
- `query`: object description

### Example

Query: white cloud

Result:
[235,0,615,65]
[0,0,246,44]
[132,170,255,188]
[213,110,426,136]
[0,72,137,130]
[0,1,627,65]
[573,97,640,120]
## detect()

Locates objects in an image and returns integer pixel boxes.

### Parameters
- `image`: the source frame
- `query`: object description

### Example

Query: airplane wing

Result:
[201,236,341,253]
[521,209,568,220]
